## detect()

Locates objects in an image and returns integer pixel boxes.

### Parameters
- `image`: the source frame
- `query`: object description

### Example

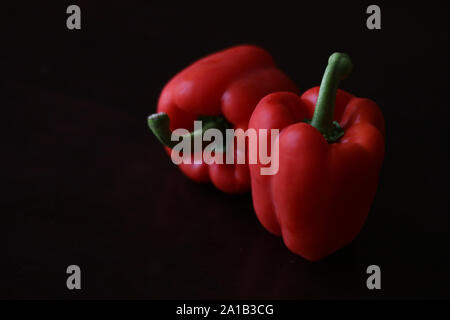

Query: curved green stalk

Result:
[147,112,231,149]
[310,52,353,142]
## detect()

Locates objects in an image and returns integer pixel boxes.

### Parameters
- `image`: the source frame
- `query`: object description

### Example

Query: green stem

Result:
[147,112,231,149]
[310,52,353,142]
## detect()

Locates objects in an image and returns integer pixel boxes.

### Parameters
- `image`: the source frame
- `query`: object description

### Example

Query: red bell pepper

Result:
[248,53,385,261]
[147,45,298,193]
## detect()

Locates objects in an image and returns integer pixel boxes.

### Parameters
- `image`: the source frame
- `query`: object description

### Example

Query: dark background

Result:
[2,1,450,299]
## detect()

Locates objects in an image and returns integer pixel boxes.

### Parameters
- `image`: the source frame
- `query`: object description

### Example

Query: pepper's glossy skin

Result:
[156,45,299,193]
[248,87,385,261]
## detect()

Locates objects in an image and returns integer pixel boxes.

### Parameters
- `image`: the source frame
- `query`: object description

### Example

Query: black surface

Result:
[3,2,450,299]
